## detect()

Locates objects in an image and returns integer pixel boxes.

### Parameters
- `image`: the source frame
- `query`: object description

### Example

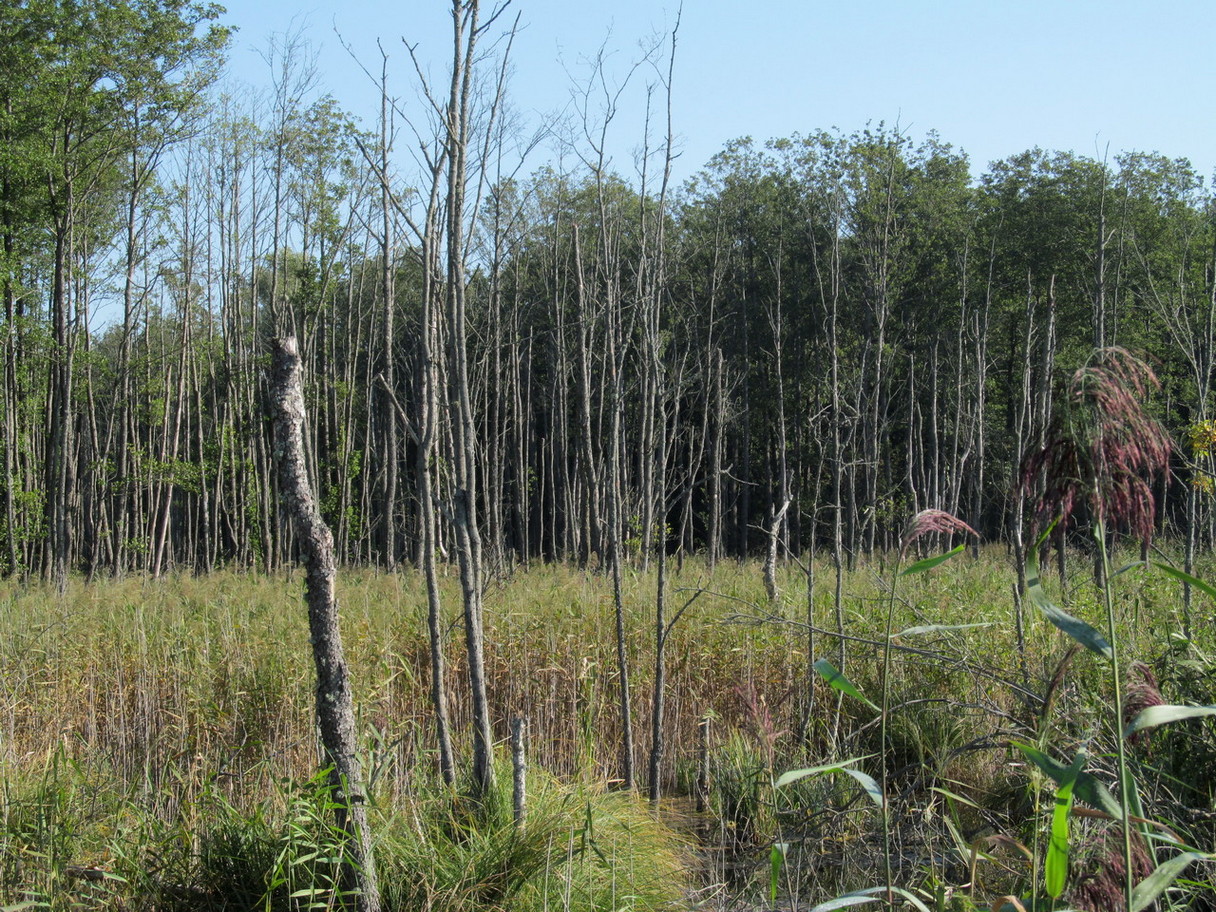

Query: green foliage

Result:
[1045,751,1084,899]
[812,658,879,712]
[710,731,775,847]
[1026,541,1113,660]
[378,779,686,912]
[0,750,130,910]
[2,557,1216,909]
[0,756,686,912]
[775,759,883,807]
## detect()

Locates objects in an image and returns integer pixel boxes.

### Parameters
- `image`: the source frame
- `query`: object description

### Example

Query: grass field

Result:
[1,544,1215,910]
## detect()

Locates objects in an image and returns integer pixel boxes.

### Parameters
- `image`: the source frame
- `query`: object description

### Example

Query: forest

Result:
[3,0,1215,584]
[4,1,1216,911]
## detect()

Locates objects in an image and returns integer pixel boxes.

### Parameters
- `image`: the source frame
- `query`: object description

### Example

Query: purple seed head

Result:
[1021,348,1171,546]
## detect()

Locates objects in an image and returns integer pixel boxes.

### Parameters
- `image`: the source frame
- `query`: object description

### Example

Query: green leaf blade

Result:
[1125,704,1216,738]
[775,757,873,788]
[1046,753,1085,899]
[1014,742,1123,819]
[899,544,966,577]
[1154,562,1216,603]
[813,658,879,711]
[770,842,787,904]
[895,622,992,638]
[776,758,884,807]
[840,767,885,808]
[1026,550,1113,660]
[810,886,932,912]
[1131,852,1206,912]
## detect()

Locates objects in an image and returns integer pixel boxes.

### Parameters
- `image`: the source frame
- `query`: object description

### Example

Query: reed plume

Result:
[1021,347,1171,545]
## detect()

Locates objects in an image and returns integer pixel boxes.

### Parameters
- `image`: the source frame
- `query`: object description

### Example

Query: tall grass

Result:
[0,547,1213,909]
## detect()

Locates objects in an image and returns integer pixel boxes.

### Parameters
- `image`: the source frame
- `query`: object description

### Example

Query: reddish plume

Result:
[1021,348,1171,546]
[1123,661,1166,746]
[899,508,979,557]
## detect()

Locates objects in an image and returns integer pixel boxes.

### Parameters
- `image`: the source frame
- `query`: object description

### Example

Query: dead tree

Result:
[271,335,381,912]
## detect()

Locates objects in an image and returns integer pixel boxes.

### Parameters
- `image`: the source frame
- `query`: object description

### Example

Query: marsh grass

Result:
[0,548,1213,908]
[376,775,688,912]
[0,743,688,910]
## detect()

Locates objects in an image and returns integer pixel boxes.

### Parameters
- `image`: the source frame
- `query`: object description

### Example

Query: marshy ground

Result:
[2,547,1214,910]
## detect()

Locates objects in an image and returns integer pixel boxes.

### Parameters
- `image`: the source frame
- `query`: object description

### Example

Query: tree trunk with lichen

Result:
[271,336,381,912]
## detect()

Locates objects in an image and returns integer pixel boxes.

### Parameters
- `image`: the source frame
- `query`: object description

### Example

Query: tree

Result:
[440,0,509,801]
[271,335,381,912]
[0,0,226,582]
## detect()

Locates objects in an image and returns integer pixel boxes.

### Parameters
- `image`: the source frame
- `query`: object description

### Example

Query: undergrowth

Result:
[0,548,1214,908]
[0,751,687,911]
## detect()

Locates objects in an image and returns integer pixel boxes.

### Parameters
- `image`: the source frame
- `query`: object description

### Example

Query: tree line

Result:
[3,0,1215,588]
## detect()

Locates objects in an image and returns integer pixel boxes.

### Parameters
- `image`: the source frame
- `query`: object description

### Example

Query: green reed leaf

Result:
[1014,742,1123,819]
[1125,704,1216,738]
[1047,752,1085,898]
[770,842,787,904]
[1026,547,1113,660]
[810,886,933,912]
[1131,851,1206,912]
[899,544,966,577]
[895,622,992,638]
[1154,562,1216,603]
[813,658,879,711]
[776,758,884,808]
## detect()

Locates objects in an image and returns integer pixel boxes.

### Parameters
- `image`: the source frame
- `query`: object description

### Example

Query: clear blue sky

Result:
[215,0,1216,185]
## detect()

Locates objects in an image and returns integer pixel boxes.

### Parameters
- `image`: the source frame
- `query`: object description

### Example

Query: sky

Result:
[214,0,1216,187]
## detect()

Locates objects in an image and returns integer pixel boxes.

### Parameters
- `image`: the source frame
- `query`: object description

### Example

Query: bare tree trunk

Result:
[417,172,457,784]
[270,336,380,912]
[45,207,76,590]
[377,57,399,569]
[821,193,848,674]
[763,497,792,603]
[647,19,679,802]
[572,223,602,566]
[763,236,791,599]
[970,241,993,557]
[606,304,634,790]
[1,234,17,575]
[445,0,494,800]
[708,348,724,568]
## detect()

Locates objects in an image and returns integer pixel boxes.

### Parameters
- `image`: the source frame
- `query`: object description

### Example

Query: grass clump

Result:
[377,778,686,912]
[0,755,687,912]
